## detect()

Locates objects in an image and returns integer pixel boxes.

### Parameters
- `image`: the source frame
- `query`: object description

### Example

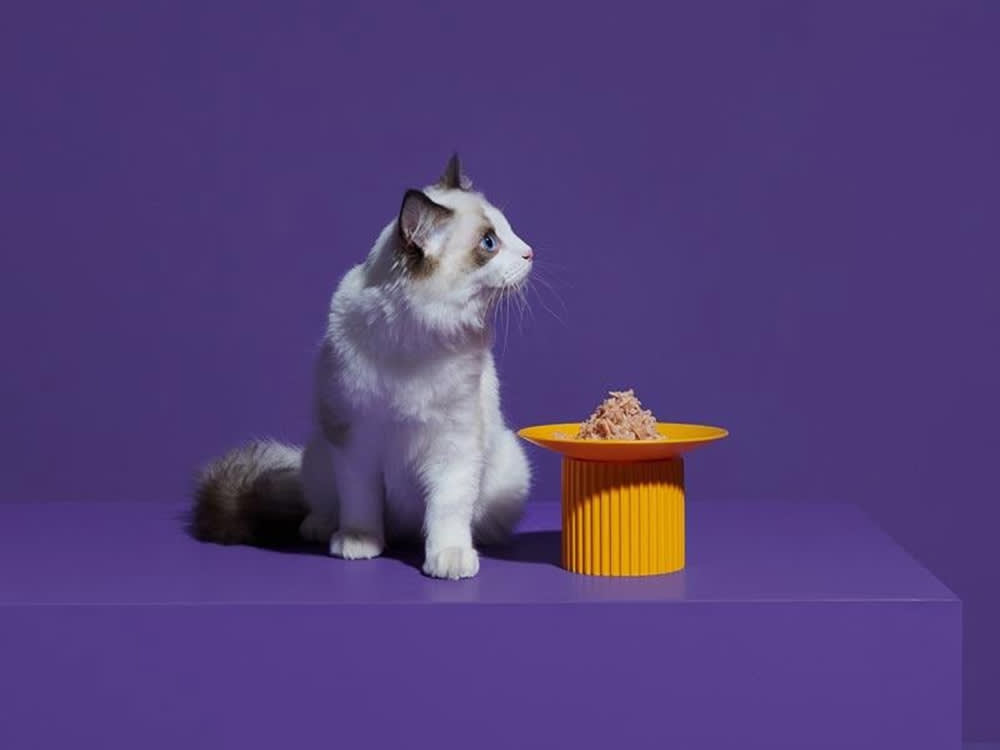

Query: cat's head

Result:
[389,154,534,331]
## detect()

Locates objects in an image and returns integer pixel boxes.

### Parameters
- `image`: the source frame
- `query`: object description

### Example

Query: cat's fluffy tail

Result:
[191,440,307,547]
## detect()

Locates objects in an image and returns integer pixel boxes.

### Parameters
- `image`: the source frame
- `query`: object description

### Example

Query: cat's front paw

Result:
[329,531,384,560]
[423,546,480,580]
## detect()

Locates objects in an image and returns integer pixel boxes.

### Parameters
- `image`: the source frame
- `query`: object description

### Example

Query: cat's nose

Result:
[522,247,534,261]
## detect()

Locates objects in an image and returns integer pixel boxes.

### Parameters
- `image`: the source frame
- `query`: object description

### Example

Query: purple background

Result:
[1,0,997,739]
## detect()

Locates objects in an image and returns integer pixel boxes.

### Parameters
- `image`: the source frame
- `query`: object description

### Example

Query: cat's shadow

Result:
[480,531,561,567]
[241,530,562,573]
[358,531,562,573]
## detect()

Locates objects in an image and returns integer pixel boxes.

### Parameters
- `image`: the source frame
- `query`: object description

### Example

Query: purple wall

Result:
[2,0,998,739]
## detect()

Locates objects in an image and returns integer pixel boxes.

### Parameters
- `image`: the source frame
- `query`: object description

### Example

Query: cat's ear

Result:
[438,153,472,191]
[398,189,453,249]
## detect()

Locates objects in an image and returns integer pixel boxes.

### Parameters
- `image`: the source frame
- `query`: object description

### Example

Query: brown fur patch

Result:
[395,236,440,279]
[438,153,471,190]
[469,222,499,268]
[398,190,452,245]
[396,189,451,279]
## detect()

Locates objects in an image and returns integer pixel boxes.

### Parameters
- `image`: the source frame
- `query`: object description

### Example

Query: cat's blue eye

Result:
[480,232,498,252]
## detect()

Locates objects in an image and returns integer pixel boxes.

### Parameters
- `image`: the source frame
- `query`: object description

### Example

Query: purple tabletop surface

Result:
[0,500,956,606]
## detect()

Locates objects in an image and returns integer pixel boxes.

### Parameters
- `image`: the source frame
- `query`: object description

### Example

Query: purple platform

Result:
[0,501,960,749]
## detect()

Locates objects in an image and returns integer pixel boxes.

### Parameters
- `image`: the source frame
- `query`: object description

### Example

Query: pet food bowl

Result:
[517,423,728,577]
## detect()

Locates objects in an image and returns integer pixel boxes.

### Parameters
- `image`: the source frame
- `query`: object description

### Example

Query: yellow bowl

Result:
[517,422,728,576]
[516,422,729,462]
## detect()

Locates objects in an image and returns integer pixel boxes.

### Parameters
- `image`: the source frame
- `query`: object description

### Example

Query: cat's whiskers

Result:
[508,272,533,330]
[486,278,525,356]
[516,285,532,331]
[532,255,570,273]
[523,261,567,326]
[503,285,514,357]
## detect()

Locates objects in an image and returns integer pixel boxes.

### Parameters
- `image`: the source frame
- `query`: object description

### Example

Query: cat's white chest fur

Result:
[313,302,494,539]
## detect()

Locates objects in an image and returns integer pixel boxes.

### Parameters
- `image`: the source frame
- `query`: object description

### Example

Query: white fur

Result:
[299,172,533,579]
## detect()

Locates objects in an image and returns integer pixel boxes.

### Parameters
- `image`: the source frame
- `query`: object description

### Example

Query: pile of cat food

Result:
[574,389,663,440]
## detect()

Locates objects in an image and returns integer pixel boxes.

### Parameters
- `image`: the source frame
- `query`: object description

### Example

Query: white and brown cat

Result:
[193,155,533,579]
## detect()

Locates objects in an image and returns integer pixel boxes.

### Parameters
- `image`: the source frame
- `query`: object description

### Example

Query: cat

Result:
[192,155,533,579]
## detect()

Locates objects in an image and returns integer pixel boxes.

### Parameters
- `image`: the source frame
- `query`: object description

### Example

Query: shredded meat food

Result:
[576,389,663,440]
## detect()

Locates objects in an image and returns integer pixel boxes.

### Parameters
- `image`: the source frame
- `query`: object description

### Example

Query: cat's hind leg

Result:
[298,433,339,543]
[473,428,531,546]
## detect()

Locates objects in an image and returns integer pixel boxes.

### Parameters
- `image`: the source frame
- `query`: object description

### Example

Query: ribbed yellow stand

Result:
[561,457,685,576]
